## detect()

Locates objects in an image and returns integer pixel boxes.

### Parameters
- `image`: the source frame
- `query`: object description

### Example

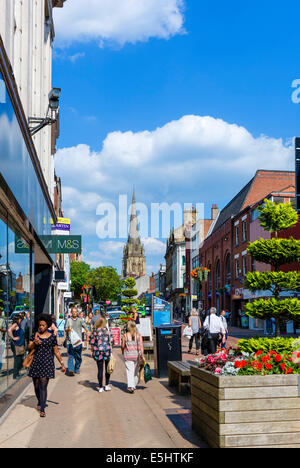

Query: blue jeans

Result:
[67,344,83,373]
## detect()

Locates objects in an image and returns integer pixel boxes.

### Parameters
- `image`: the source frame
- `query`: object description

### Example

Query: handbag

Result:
[107,353,117,374]
[15,344,25,356]
[23,349,35,368]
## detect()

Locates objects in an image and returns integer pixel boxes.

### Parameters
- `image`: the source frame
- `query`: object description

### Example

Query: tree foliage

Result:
[88,266,122,303]
[258,198,298,235]
[245,200,300,336]
[70,262,91,299]
[121,277,140,314]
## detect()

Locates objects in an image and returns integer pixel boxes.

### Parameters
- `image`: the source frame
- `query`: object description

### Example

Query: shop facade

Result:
[0,38,56,397]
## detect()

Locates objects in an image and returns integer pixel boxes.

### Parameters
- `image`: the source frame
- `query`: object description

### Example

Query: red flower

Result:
[280,363,286,371]
[274,355,282,363]
[265,363,272,370]
[285,367,292,374]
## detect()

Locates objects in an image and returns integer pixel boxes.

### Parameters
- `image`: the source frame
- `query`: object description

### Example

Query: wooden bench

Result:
[143,341,154,361]
[168,361,196,395]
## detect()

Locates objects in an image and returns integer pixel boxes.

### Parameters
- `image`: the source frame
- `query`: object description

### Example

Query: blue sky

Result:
[53,0,299,274]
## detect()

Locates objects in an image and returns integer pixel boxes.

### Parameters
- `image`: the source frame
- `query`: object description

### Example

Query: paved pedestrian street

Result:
[0,347,208,449]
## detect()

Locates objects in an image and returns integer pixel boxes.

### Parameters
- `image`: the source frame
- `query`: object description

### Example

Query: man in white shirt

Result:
[203,307,226,355]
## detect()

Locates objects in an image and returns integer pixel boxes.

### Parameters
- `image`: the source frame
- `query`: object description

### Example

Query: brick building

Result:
[199,170,295,324]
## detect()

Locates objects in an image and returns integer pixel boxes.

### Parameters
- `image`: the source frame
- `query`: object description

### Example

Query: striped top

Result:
[123,333,141,361]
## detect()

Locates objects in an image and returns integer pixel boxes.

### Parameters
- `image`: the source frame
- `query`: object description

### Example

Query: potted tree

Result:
[190,200,300,448]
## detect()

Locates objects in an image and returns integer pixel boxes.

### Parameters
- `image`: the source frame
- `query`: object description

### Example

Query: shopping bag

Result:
[183,326,193,339]
[70,330,82,348]
[139,366,145,383]
[107,354,117,374]
[144,363,152,384]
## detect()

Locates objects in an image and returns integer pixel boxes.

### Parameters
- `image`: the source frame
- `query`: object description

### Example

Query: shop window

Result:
[0,211,32,397]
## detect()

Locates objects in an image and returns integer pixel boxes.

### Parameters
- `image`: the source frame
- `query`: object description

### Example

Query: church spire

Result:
[128,189,139,241]
[122,190,146,278]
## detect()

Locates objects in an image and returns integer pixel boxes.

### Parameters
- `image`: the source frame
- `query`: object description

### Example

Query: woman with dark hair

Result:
[27,314,66,418]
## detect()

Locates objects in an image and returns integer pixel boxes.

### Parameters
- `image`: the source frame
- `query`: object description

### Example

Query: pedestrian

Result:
[121,320,145,394]
[85,311,94,349]
[188,308,202,356]
[132,307,140,325]
[90,316,112,393]
[219,310,228,349]
[90,308,100,331]
[8,315,25,379]
[49,315,58,336]
[202,307,226,356]
[57,314,66,344]
[27,314,66,418]
[0,312,6,373]
[65,307,89,376]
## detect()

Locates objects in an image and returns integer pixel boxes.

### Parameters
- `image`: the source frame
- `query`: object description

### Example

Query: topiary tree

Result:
[121,277,140,316]
[244,199,300,337]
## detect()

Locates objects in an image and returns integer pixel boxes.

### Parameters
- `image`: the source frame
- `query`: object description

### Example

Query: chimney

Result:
[211,204,219,220]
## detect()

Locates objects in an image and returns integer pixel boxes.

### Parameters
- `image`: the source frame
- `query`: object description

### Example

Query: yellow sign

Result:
[51,217,71,225]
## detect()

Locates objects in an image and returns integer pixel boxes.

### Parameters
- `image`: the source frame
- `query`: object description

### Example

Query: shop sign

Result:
[15,235,82,254]
[152,296,171,327]
[136,318,152,341]
[51,217,71,233]
[58,282,68,291]
[110,328,121,347]
[234,288,244,298]
[64,292,73,298]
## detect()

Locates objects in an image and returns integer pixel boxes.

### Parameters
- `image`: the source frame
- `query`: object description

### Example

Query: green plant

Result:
[121,277,140,315]
[237,337,297,355]
[245,199,300,336]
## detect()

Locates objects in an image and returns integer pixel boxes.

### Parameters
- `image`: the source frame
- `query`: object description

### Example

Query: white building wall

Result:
[0,0,56,200]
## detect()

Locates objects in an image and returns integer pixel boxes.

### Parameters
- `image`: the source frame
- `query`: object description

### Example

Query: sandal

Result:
[40,411,46,418]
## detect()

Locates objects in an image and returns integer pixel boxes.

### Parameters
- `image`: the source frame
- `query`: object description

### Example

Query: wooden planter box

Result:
[191,366,300,448]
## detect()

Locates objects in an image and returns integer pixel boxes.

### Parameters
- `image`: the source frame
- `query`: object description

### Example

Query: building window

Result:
[242,221,247,242]
[235,226,239,246]
[251,257,256,272]
[225,254,231,284]
[242,256,247,276]
[235,259,239,279]
[182,255,186,266]
[216,260,221,289]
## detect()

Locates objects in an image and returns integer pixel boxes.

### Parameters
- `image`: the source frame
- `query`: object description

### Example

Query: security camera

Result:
[48,87,61,110]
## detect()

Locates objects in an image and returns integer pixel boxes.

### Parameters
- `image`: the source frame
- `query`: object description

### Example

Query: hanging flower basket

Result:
[191,267,210,282]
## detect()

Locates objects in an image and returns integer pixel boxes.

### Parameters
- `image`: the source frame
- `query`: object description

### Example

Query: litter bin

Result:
[154,324,182,378]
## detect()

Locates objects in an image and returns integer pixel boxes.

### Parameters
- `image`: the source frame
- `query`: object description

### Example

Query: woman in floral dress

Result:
[90,317,112,393]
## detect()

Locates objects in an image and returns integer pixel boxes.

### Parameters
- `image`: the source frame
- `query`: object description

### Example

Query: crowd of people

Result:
[187,307,229,356]
[5,305,145,418]
[0,303,230,419]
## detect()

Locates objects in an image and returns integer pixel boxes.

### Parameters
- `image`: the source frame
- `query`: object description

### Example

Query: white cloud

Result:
[56,115,294,204]
[53,0,186,47]
[55,114,294,273]
[142,237,165,255]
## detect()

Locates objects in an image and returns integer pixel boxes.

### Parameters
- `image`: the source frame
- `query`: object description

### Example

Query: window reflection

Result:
[0,210,32,395]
